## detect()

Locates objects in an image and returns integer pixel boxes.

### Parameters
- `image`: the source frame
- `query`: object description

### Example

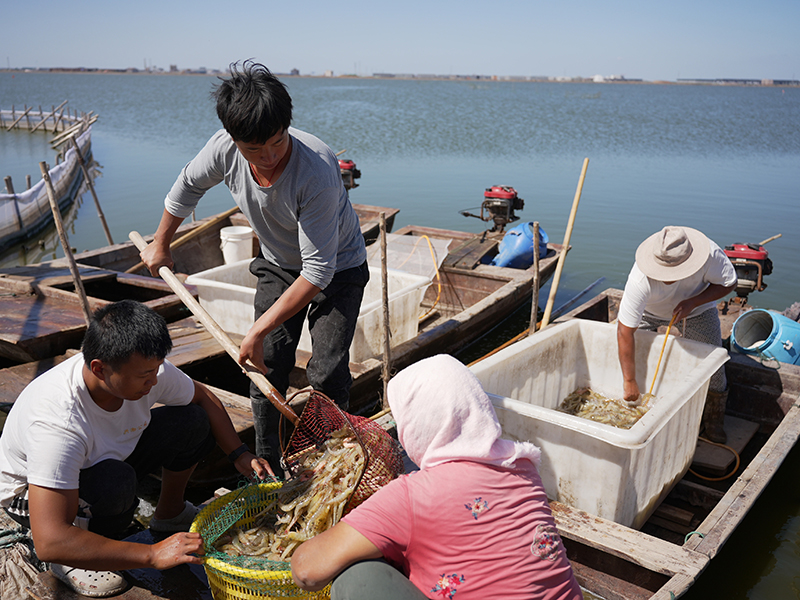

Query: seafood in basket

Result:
[214,427,365,562]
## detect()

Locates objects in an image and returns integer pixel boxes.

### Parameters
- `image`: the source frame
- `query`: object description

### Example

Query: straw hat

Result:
[635,226,710,281]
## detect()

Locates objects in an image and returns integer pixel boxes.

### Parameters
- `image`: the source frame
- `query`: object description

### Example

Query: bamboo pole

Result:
[128,230,299,425]
[380,213,391,409]
[5,105,33,131]
[39,161,93,325]
[4,176,24,232]
[125,205,240,274]
[30,100,68,132]
[52,115,98,149]
[3,176,13,195]
[70,134,113,244]
[528,221,540,337]
[541,158,589,329]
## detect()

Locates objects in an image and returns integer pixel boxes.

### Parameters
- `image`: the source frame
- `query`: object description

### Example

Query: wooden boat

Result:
[513,288,800,600]
[0,206,563,488]
[0,128,92,253]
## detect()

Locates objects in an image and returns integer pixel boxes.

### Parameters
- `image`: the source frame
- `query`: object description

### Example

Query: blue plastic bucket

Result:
[491,222,549,269]
[731,309,800,365]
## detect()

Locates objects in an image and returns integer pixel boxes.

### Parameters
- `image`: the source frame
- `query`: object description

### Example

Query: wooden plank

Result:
[687,401,800,559]
[550,501,708,578]
[691,415,759,475]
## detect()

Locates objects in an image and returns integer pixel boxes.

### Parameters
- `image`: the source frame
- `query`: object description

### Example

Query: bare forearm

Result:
[252,276,321,338]
[617,324,636,383]
[34,527,154,570]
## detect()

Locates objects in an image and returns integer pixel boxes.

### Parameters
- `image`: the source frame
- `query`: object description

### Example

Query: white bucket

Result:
[219,226,254,265]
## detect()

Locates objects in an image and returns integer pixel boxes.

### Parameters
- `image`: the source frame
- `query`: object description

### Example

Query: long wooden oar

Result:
[129,231,299,426]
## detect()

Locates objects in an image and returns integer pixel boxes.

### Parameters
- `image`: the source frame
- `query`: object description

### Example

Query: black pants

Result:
[5,404,215,538]
[248,257,369,461]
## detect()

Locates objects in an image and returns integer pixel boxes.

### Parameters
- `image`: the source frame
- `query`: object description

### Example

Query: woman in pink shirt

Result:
[292,354,582,600]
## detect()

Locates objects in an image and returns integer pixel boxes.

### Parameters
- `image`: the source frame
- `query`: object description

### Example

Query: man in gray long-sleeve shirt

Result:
[141,61,368,471]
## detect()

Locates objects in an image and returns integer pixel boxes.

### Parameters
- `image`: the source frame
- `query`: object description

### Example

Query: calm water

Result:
[1,73,800,598]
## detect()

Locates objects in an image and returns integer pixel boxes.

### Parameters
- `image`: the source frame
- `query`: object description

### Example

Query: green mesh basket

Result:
[191,483,330,600]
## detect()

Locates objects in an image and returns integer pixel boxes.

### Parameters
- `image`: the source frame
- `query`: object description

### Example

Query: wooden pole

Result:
[125,205,240,274]
[5,105,33,131]
[52,115,98,149]
[31,100,68,132]
[4,176,24,232]
[380,213,391,409]
[39,161,93,325]
[128,230,299,426]
[26,175,31,190]
[541,158,589,329]
[528,221,540,337]
[70,134,113,244]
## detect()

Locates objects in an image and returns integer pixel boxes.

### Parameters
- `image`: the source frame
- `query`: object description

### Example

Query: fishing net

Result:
[191,391,404,600]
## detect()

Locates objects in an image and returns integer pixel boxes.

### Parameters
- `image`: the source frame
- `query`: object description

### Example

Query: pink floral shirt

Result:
[343,460,581,600]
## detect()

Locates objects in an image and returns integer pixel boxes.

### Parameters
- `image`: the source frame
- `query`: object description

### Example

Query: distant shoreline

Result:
[1,69,798,88]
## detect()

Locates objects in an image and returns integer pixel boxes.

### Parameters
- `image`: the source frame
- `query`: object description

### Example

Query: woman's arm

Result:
[291,522,382,591]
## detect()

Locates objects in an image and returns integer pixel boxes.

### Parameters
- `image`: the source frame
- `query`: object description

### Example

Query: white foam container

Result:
[469,319,729,529]
[185,260,431,363]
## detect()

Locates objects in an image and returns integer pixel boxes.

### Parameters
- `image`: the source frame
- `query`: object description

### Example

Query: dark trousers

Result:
[249,256,368,460]
[5,404,215,538]
[331,560,427,600]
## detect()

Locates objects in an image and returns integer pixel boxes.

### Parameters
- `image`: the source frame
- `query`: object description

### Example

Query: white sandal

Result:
[50,563,127,597]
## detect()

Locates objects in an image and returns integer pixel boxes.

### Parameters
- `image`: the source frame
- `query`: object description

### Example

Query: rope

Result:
[689,436,741,482]
[392,234,442,321]
[684,530,706,544]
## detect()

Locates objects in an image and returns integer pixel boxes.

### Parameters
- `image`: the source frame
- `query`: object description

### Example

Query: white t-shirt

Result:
[0,353,195,505]
[618,241,737,328]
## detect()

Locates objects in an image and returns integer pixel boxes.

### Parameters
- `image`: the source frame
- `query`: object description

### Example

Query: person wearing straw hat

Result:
[141,60,368,475]
[0,300,271,597]
[291,354,582,600]
[617,226,737,442]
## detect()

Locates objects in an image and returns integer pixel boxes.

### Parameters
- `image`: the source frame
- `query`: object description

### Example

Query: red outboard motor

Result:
[459,185,525,232]
[724,242,773,299]
[339,159,361,190]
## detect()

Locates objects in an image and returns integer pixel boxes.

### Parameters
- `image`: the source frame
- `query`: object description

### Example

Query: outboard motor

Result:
[724,242,773,300]
[339,159,361,190]
[460,185,525,232]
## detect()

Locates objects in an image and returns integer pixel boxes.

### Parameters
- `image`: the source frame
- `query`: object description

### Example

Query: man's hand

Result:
[141,242,174,277]
[148,532,205,570]
[623,379,641,403]
[239,330,267,374]
[235,452,275,480]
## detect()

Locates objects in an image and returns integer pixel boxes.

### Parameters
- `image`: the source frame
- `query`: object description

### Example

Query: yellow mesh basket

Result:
[191,483,331,600]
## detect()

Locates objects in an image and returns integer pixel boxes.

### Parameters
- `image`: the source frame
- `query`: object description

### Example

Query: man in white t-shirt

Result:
[0,300,272,597]
[617,226,737,443]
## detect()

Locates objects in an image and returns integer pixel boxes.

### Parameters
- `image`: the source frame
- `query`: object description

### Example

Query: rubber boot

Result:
[702,389,728,444]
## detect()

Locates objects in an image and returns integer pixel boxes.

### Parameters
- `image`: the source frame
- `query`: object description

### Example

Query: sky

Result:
[2,0,798,81]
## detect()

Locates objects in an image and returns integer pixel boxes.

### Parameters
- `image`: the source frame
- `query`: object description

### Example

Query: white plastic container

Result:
[185,260,431,363]
[469,319,729,529]
[219,226,254,264]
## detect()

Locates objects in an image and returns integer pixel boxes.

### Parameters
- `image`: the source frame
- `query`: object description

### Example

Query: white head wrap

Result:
[388,354,540,470]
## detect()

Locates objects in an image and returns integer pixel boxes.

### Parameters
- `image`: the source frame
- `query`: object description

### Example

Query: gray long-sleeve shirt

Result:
[164,127,366,289]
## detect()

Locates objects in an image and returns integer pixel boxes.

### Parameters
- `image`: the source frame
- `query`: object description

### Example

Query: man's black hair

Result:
[82,300,172,369]
[213,60,293,144]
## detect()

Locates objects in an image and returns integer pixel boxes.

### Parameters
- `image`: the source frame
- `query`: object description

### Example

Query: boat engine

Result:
[724,242,773,300]
[339,159,361,190]
[459,185,525,232]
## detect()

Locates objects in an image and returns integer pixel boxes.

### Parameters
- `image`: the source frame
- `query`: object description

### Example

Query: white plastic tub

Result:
[469,319,729,529]
[185,260,431,363]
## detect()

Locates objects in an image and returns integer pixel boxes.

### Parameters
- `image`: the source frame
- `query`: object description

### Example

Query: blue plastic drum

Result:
[490,222,549,269]
[731,309,800,365]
